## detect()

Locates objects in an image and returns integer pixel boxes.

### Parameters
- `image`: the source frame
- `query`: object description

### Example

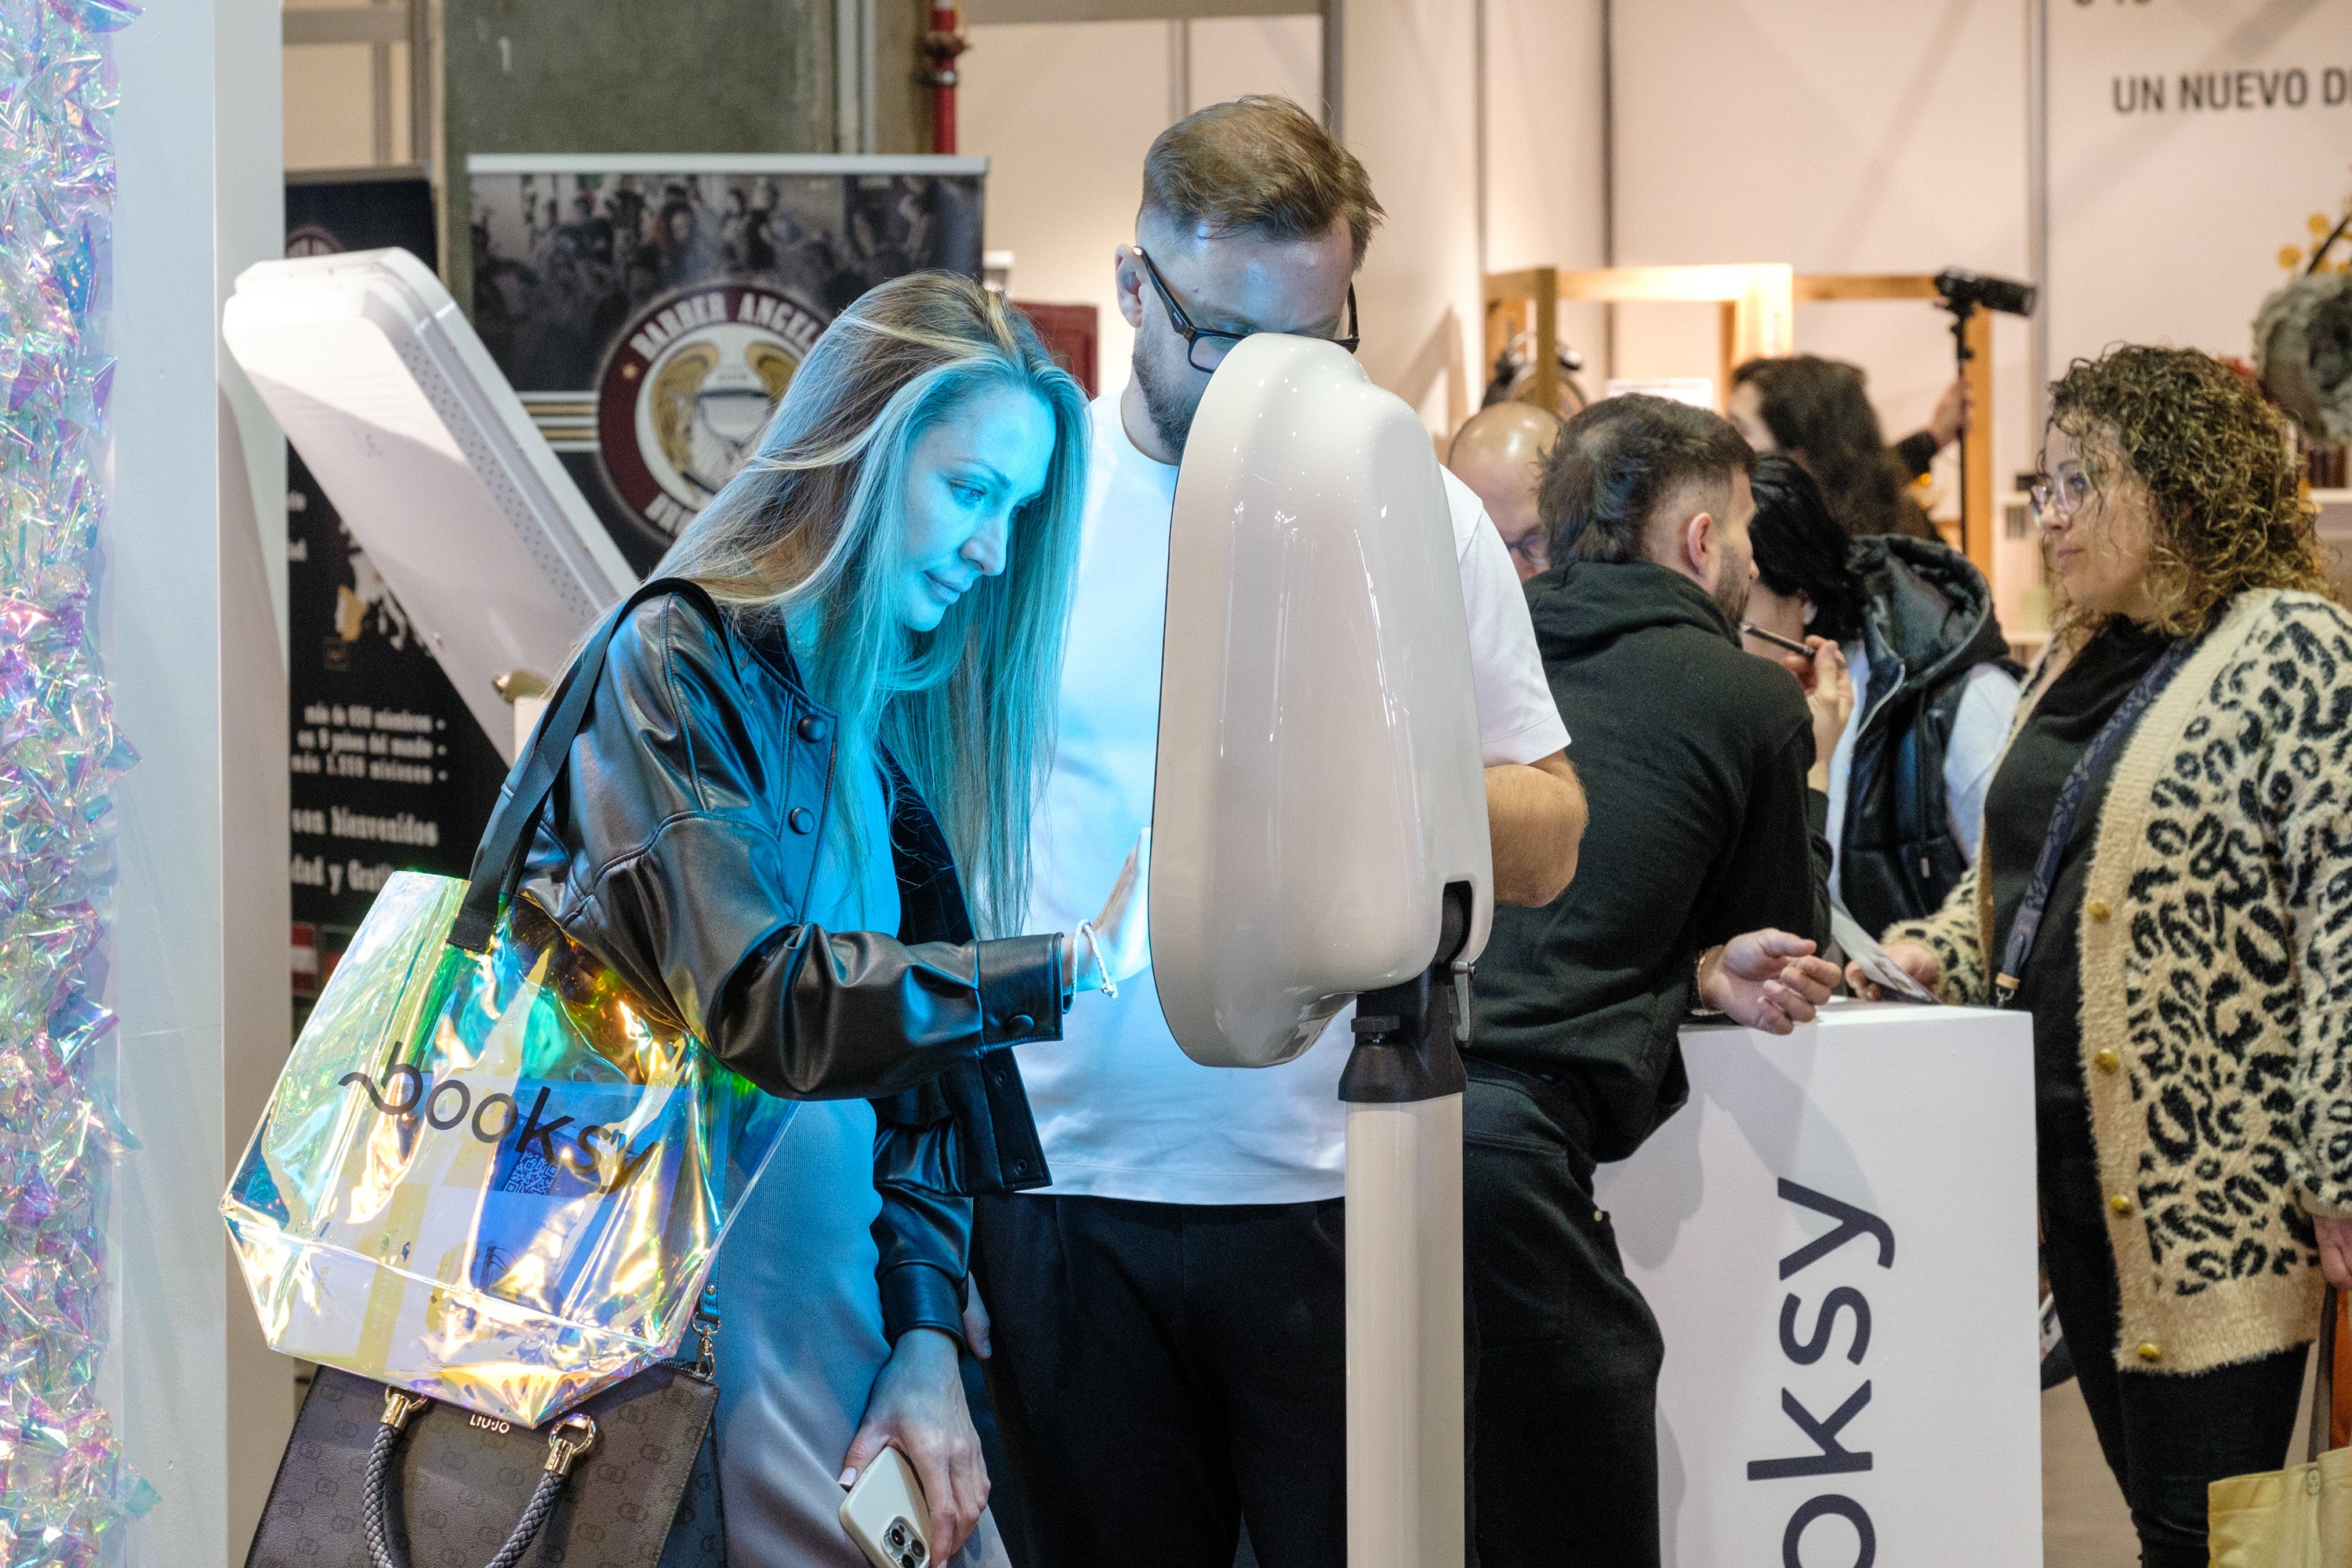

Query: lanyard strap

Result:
[1993,636,2195,1007]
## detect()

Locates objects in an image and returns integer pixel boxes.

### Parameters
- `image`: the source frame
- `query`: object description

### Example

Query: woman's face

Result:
[2039,424,2159,622]
[1740,580,1813,659]
[896,381,1055,634]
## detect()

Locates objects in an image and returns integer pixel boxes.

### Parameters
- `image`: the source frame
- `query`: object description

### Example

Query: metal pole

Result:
[835,0,862,154]
[858,0,877,154]
[1321,0,1345,140]
[408,0,433,169]
[1599,0,1616,379]
[370,0,394,163]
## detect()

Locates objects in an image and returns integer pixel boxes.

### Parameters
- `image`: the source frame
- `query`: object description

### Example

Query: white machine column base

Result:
[1345,1091,1465,1568]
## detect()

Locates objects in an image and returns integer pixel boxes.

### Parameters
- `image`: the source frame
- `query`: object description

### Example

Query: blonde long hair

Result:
[657,273,1087,936]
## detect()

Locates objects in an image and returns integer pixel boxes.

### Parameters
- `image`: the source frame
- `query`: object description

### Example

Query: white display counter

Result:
[1592,1001,2039,1567]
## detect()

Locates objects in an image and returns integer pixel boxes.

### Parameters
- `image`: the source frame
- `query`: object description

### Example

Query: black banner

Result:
[467,162,984,574]
[285,172,508,1026]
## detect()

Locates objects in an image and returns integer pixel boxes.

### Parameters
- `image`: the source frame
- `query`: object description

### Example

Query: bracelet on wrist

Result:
[1076,920,1116,1000]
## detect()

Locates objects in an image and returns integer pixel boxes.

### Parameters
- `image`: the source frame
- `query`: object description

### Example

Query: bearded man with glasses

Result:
[967,95,1586,1568]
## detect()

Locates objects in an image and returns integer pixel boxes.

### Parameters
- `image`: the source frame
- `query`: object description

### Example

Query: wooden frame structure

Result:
[1478,266,1996,576]
[1479,265,1795,416]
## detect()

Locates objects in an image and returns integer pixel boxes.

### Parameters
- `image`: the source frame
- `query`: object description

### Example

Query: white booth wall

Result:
[960,0,2034,490]
[959,16,1324,394]
[1609,0,2038,510]
[962,0,1569,437]
[111,0,292,1563]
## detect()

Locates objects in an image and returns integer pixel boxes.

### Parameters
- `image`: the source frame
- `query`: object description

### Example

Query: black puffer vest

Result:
[1837,535,2014,935]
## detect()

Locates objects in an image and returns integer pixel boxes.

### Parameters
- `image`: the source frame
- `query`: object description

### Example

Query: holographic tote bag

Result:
[221,580,794,1428]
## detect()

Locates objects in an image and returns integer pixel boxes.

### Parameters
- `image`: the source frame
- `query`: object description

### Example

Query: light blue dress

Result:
[710,763,1007,1568]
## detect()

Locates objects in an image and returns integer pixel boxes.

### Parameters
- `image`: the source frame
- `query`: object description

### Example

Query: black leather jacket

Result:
[510,584,1061,1348]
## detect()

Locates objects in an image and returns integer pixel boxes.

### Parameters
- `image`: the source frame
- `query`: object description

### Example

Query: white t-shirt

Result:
[1013,389,1571,1207]
[1823,641,2021,904]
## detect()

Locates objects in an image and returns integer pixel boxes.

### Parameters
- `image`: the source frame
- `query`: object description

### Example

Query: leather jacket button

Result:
[1007,1014,1035,1036]
[1010,1158,1031,1179]
[797,714,829,742]
[786,807,815,834]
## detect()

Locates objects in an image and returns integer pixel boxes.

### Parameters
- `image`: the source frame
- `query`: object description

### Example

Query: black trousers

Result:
[1463,1066,1664,1568]
[2042,1149,2309,1568]
[971,1192,1349,1568]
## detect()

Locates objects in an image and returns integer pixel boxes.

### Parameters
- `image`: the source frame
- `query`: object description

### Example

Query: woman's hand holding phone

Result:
[839,1327,985,1558]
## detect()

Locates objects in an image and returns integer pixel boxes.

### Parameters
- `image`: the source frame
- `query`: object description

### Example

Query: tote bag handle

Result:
[2310,1286,2341,1466]
[448,577,723,953]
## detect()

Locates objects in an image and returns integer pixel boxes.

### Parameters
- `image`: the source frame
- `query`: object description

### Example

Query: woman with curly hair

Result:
[1854,344,2352,1565]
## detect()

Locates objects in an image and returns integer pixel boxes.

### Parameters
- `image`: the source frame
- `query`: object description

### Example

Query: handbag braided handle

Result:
[362,1389,599,1568]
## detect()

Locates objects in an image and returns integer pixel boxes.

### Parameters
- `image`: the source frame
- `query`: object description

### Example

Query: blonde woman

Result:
[1857,345,2352,1566]
[510,274,1138,1564]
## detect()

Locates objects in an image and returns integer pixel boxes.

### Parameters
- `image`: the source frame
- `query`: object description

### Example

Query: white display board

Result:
[1592,1003,2038,1567]
[2046,1,2352,376]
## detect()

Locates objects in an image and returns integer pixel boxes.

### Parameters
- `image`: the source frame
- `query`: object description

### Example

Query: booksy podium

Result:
[1151,333,1492,1568]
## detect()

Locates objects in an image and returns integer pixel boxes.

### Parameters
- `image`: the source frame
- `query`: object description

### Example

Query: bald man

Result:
[1449,401,1563,581]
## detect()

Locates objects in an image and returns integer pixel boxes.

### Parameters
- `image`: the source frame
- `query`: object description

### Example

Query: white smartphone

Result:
[839,1447,933,1568]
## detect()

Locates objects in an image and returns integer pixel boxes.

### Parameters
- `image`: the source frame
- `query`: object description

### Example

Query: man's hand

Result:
[1776,637,1853,789]
[2317,1215,2352,1291]
[840,1327,988,1557]
[1843,940,1940,1001]
[1486,751,1587,907]
[1700,931,1841,1033]
[1929,377,1973,450]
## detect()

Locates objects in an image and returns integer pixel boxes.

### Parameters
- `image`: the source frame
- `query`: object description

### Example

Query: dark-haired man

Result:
[1465,394,1846,1568]
[973,96,1586,1568]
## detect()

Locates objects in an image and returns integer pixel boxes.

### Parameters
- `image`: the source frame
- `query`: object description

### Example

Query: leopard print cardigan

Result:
[1889,589,2352,1375]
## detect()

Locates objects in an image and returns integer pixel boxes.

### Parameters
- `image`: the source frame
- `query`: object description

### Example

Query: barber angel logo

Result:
[594,283,828,538]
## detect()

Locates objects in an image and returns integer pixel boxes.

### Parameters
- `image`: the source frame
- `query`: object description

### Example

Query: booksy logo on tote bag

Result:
[222,579,796,1429]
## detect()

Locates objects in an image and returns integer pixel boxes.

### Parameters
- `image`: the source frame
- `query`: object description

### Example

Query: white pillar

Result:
[109,0,289,1562]
[1480,0,1611,383]
[1345,1094,1467,1568]
[1342,0,1483,441]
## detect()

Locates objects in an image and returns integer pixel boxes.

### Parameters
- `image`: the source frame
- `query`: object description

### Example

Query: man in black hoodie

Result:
[1465,395,1846,1568]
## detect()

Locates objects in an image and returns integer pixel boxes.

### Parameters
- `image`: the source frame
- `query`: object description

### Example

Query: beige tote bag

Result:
[2209,1289,2352,1566]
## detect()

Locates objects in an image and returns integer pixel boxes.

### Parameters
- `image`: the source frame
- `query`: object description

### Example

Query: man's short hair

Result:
[1141,96,1385,267]
[1541,395,1756,564]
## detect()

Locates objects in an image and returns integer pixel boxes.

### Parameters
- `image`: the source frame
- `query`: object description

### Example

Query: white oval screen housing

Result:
[1150,334,1494,1070]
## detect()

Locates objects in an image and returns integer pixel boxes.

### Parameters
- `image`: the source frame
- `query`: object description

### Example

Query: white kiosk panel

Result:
[223,249,637,760]
[1595,1003,2042,1567]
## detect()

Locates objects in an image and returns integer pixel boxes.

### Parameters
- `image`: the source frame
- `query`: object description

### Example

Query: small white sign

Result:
[1594,1002,2040,1567]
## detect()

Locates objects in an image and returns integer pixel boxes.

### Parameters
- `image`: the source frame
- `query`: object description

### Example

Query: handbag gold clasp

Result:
[543,1412,599,1478]
[379,1388,430,1432]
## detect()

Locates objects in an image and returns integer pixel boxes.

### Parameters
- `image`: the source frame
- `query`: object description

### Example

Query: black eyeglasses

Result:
[1134,245,1360,372]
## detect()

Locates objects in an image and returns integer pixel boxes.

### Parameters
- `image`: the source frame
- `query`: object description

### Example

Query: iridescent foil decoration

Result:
[0,0,154,1561]
[222,873,793,1427]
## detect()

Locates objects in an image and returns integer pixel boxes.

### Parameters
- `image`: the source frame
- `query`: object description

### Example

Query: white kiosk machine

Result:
[1152,334,1491,1568]
[223,249,637,758]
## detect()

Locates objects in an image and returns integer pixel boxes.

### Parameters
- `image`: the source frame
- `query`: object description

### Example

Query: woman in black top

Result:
[1855,346,2352,1566]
